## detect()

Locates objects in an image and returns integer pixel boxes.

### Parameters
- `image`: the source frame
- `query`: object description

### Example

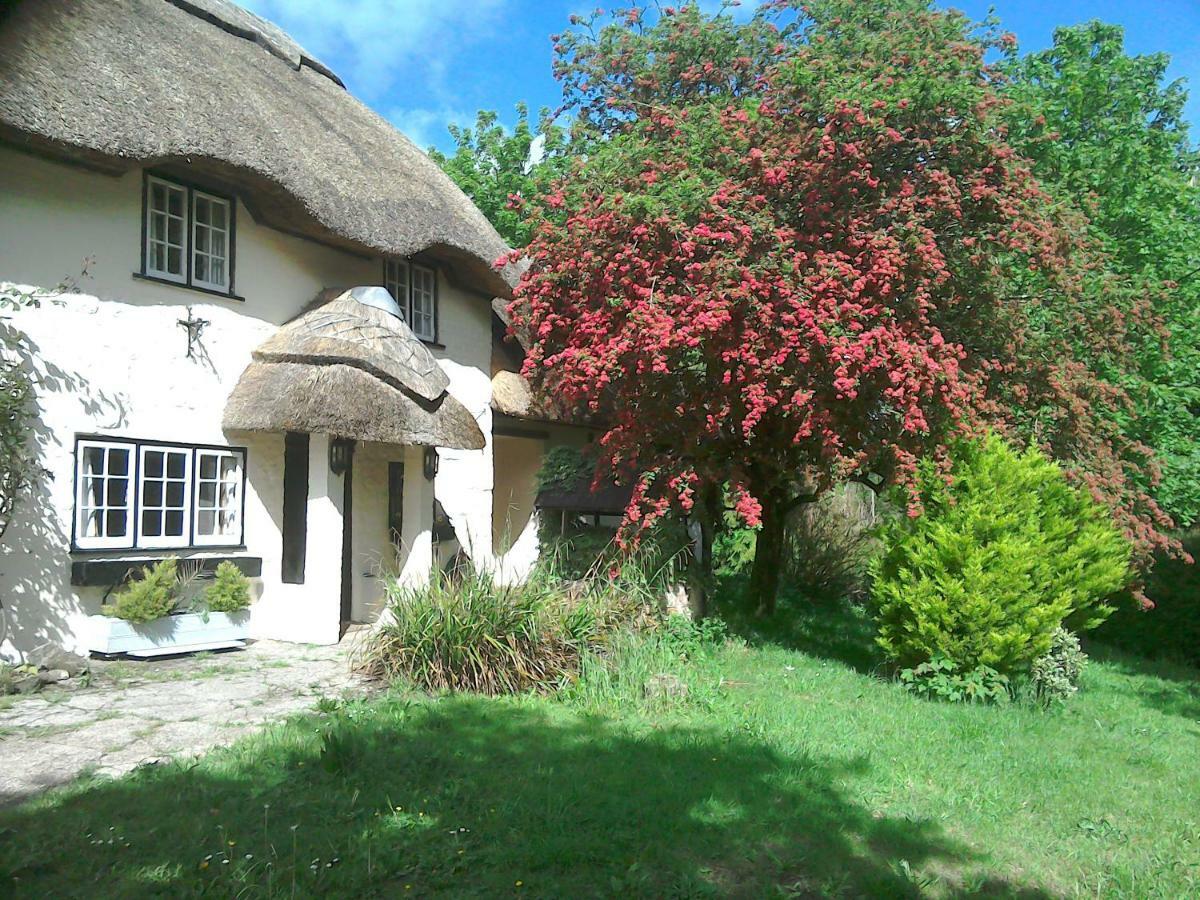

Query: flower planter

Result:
[87,611,250,657]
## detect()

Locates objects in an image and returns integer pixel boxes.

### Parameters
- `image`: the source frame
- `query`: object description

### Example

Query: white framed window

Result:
[72,437,247,552]
[137,445,192,548]
[145,176,188,283]
[410,264,437,342]
[191,190,231,292]
[383,258,438,342]
[75,440,135,550]
[194,449,243,546]
[142,173,236,294]
[384,259,410,320]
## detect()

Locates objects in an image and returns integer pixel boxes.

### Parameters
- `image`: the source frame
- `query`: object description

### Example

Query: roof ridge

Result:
[165,0,345,88]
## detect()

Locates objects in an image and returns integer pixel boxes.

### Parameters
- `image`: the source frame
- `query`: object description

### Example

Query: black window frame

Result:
[137,171,242,301]
[71,434,249,554]
[382,257,441,346]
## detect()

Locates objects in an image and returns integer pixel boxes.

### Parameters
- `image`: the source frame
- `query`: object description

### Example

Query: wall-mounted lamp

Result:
[330,437,355,476]
[423,445,439,481]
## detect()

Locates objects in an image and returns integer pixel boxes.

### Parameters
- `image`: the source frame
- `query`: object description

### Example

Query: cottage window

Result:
[143,174,235,295]
[383,258,438,343]
[73,437,246,552]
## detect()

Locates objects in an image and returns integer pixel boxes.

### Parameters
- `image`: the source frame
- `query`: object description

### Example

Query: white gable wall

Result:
[0,146,500,662]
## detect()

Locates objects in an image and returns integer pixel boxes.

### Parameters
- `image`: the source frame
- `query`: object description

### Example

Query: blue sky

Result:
[240,1,1200,154]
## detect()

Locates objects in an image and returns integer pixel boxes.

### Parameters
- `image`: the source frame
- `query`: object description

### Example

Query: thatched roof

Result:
[0,0,516,296]
[224,289,484,450]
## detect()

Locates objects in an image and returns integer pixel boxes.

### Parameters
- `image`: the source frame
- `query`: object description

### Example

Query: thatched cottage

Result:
[0,0,597,662]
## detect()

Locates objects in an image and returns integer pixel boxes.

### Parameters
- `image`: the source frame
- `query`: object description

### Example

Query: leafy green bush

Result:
[103,558,180,623]
[1028,627,1087,706]
[361,567,642,695]
[870,435,1131,676]
[535,445,592,493]
[899,656,1010,704]
[202,561,251,613]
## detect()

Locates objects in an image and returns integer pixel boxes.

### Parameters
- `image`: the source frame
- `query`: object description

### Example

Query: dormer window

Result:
[142,173,235,295]
[384,258,438,343]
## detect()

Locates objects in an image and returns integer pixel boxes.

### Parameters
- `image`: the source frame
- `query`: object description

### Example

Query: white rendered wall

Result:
[0,147,500,661]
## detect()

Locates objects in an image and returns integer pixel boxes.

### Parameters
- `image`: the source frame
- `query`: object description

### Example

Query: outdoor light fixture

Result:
[423,445,439,481]
[329,437,355,475]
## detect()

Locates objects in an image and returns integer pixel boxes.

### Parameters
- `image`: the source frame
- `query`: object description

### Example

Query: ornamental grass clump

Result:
[870,435,1132,677]
[361,565,643,695]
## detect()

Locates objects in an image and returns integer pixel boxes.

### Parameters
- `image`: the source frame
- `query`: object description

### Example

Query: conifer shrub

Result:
[103,558,180,624]
[870,435,1131,676]
[202,561,252,613]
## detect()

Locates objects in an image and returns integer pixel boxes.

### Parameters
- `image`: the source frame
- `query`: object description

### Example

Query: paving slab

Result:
[0,640,372,805]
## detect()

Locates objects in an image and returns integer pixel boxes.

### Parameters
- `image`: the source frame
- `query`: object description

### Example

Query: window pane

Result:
[167,247,182,274]
[167,217,182,245]
[209,259,225,285]
[109,450,130,476]
[142,510,162,537]
[198,481,217,506]
[106,478,128,506]
[220,457,239,480]
[144,451,163,478]
[195,227,209,253]
[199,455,218,479]
[143,479,162,507]
[166,481,185,508]
[197,510,216,535]
[167,453,186,479]
[165,510,185,536]
[83,446,105,474]
[168,189,184,217]
[106,509,127,536]
[194,254,209,283]
[152,183,166,209]
[211,203,226,229]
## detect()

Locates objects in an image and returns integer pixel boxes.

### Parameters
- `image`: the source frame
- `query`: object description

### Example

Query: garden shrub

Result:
[202,561,251,613]
[870,435,1131,676]
[104,558,180,623]
[1028,627,1088,706]
[898,656,1010,704]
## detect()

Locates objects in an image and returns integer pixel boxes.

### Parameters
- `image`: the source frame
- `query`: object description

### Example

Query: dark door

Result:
[339,441,356,631]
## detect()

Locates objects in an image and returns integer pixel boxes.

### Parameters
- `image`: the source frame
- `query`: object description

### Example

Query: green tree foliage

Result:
[1002,22,1200,527]
[870,435,1132,675]
[428,104,568,247]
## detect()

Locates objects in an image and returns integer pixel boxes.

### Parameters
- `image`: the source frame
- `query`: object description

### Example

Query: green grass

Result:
[1,597,1198,897]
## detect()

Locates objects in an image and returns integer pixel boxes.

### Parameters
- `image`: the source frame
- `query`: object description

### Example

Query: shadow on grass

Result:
[0,695,1048,898]
[717,579,883,676]
[1089,642,1200,723]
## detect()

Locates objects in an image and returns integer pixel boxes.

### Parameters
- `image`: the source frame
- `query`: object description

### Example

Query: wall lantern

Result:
[423,445,439,481]
[329,437,355,476]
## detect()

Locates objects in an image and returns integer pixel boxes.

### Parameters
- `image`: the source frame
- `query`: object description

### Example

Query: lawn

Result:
[1,598,1197,898]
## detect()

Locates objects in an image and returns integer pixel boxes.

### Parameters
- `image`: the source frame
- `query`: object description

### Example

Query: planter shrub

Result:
[870,435,1131,676]
[103,558,180,624]
[203,561,251,613]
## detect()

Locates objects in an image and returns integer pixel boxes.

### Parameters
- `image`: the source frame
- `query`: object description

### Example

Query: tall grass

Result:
[359,552,672,694]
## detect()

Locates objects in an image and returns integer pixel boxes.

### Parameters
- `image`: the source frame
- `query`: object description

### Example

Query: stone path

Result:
[0,640,373,805]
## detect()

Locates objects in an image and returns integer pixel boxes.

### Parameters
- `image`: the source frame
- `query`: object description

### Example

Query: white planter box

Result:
[87,611,250,657]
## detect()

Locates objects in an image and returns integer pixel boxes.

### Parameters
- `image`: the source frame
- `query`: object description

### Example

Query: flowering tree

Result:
[505,1,1178,613]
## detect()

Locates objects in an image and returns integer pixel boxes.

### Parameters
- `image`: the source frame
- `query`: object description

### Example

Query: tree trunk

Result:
[749,495,785,617]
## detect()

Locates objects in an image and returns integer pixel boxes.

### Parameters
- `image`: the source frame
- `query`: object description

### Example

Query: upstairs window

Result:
[143,174,234,294]
[384,258,438,343]
[74,437,247,552]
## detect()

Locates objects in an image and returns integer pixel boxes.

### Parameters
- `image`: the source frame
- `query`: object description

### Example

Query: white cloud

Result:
[386,105,478,151]
[238,0,508,100]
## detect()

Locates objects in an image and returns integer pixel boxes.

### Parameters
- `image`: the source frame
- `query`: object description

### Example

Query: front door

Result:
[338,440,356,632]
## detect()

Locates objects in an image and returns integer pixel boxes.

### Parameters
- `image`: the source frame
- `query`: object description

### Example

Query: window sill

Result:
[419,338,445,350]
[132,272,245,302]
[71,554,261,587]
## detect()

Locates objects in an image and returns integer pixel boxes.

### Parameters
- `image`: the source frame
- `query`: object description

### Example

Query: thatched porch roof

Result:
[224,289,484,450]
[0,0,517,296]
